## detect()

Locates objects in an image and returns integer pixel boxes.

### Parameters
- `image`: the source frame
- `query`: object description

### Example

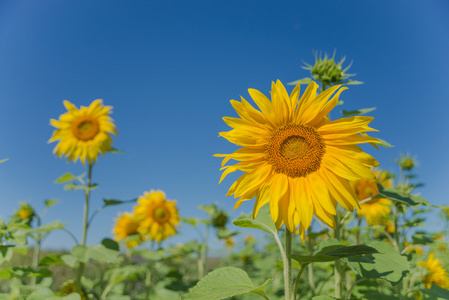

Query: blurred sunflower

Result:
[12,203,35,225]
[418,253,449,289]
[404,240,424,256]
[224,237,235,248]
[351,169,392,225]
[216,80,380,239]
[113,212,141,248]
[133,190,180,242]
[49,99,117,165]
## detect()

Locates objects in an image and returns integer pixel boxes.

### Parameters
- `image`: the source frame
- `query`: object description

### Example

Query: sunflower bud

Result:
[14,203,35,225]
[302,51,360,89]
[397,154,417,171]
[211,210,229,230]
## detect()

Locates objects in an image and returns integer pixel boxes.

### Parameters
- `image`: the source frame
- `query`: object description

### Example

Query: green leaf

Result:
[103,198,137,207]
[109,148,125,154]
[71,245,121,264]
[341,107,376,117]
[291,242,378,264]
[376,138,393,148]
[63,183,84,190]
[27,220,64,234]
[39,254,64,266]
[44,199,59,208]
[198,204,217,217]
[102,238,120,251]
[412,232,435,245]
[0,266,52,279]
[54,173,77,183]
[26,287,55,300]
[216,229,239,239]
[233,205,277,236]
[61,254,77,268]
[376,185,432,207]
[0,245,14,265]
[182,267,272,300]
[287,77,313,85]
[312,296,338,300]
[182,218,201,227]
[345,80,364,85]
[421,284,449,299]
[347,241,410,285]
[104,265,144,284]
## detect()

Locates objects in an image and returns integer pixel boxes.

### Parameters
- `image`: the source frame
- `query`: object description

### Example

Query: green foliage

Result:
[233,205,277,236]
[183,267,271,300]
[376,185,431,206]
[102,198,137,207]
[421,285,449,299]
[347,241,410,285]
[291,240,378,264]
[341,107,376,117]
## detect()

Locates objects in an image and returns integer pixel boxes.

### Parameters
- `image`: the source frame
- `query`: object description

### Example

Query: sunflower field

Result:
[1,2,449,300]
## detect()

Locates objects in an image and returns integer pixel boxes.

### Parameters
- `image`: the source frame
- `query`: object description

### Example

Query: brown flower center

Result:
[355,179,379,203]
[266,124,325,178]
[153,206,170,223]
[72,116,100,141]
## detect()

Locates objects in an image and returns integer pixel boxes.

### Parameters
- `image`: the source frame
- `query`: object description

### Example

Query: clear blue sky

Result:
[0,0,448,250]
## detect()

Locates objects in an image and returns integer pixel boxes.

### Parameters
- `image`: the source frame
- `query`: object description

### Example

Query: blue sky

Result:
[0,0,448,250]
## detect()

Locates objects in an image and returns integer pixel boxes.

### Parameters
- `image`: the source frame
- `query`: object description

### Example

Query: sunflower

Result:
[113,212,141,248]
[49,99,117,165]
[418,253,449,289]
[224,237,235,248]
[351,169,392,225]
[215,80,380,239]
[133,190,180,242]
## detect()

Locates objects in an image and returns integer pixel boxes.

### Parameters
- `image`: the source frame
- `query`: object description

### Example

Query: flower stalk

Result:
[76,162,93,292]
[284,230,293,300]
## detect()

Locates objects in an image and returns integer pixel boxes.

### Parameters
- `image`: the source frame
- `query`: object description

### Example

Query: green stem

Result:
[76,162,94,292]
[293,263,309,300]
[356,216,362,245]
[31,215,42,286]
[334,210,342,299]
[306,228,315,297]
[199,224,209,279]
[284,231,293,300]
[392,204,403,298]
[81,162,93,246]
[346,278,368,300]
[145,268,151,300]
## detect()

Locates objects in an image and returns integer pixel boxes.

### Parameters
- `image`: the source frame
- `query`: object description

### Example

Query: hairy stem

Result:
[284,231,293,300]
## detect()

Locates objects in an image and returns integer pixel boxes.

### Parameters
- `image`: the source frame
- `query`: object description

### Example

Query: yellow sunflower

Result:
[133,190,180,242]
[351,169,392,225]
[215,80,380,239]
[418,253,449,289]
[49,99,117,165]
[113,212,141,248]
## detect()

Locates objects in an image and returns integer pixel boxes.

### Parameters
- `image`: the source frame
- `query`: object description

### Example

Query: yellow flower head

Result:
[133,190,180,242]
[113,212,141,248]
[14,203,34,224]
[216,80,380,239]
[49,99,117,165]
[405,241,424,256]
[418,253,449,289]
[244,235,254,245]
[351,169,392,225]
[18,208,31,220]
[225,237,235,248]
